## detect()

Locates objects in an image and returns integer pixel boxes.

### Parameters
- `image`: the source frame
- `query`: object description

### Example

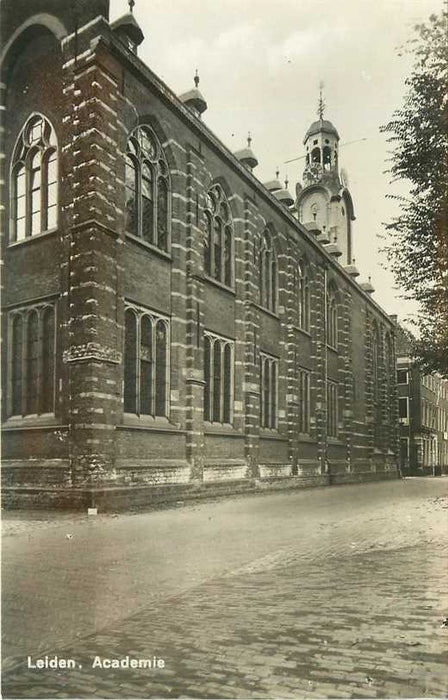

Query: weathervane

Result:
[317,81,325,120]
[128,0,135,13]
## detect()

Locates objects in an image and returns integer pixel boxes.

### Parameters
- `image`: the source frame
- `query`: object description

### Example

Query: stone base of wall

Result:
[2,463,401,511]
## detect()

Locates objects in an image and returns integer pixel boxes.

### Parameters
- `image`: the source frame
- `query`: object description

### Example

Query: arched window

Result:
[203,332,234,423]
[326,285,338,348]
[125,126,170,251]
[10,115,58,242]
[323,146,332,169]
[260,352,278,429]
[298,260,310,332]
[123,306,170,418]
[260,230,277,312]
[8,304,56,417]
[204,184,233,286]
[311,147,321,164]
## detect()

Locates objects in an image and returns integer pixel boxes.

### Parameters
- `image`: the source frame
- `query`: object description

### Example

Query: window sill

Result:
[2,415,63,430]
[7,227,58,248]
[201,274,235,295]
[297,433,315,443]
[204,423,242,437]
[251,302,280,320]
[294,326,311,338]
[260,430,287,441]
[125,232,172,261]
[120,414,184,432]
[328,437,344,445]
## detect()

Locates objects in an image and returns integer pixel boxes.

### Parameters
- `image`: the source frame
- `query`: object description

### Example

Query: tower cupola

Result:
[303,85,340,187]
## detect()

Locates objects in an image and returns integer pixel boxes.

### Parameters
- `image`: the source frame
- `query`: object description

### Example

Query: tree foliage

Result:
[381,11,448,377]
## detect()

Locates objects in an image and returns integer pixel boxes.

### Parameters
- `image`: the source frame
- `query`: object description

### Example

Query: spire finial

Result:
[276,167,280,179]
[194,69,199,88]
[317,81,325,120]
[285,175,289,189]
[128,0,135,13]
[247,131,252,148]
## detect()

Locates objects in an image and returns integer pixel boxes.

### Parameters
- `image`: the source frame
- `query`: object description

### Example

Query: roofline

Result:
[100,32,394,327]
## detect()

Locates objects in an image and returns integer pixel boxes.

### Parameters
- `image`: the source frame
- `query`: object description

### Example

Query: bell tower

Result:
[296,88,355,266]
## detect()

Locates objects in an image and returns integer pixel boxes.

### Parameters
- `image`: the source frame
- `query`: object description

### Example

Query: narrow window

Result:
[41,307,55,413]
[11,315,24,415]
[140,315,153,415]
[260,352,278,429]
[141,162,154,244]
[155,320,167,416]
[123,306,170,418]
[10,115,58,242]
[259,230,277,312]
[8,304,56,418]
[204,332,234,424]
[125,126,170,251]
[327,381,338,438]
[26,311,39,414]
[298,261,310,332]
[298,368,310,434]
[157,178,169,251]
[204,184,234,286]
[125,155,138,237]
[124,310,138,413]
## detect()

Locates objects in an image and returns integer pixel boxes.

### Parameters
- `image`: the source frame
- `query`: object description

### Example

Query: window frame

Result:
[327,380,338,438]
[298,367,311,435]
[7,303,56,419]
[123,304,170,419]
[204,184,234,288]
[9,114,58,244]
[260,351,279,430]
[326,285,338,349]
[259,229,278,313]
[297,260,310,332]
[203,331,234,425]
[125,125,171,253]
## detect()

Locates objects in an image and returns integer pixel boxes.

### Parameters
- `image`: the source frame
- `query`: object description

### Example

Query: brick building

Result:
[1,0,399,509]
[396,328,448,476]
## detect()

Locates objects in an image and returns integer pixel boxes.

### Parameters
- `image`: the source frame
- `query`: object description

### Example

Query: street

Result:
[2,478,448,698]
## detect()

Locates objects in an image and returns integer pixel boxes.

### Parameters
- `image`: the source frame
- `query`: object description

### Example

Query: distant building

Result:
[1,0,399,509]
[396,327,448,475]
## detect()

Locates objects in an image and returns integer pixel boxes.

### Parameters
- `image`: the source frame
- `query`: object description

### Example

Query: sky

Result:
[110,0,443,322]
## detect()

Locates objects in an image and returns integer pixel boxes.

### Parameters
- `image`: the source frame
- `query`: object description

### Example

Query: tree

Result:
[381,10,448,377]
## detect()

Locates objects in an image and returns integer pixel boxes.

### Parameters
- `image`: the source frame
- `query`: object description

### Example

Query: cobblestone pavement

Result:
[2,480,448,699]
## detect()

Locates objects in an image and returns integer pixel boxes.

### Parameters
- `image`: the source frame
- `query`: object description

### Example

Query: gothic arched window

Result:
[203,331,234,424]
[326,284,338,348]
[298,260,310,332]
[260,230,277,312]
[124,306,170,418]
[204,184,233,286]
[8,304,56,417]
[10,115,58,242]
[125,126,170,252]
